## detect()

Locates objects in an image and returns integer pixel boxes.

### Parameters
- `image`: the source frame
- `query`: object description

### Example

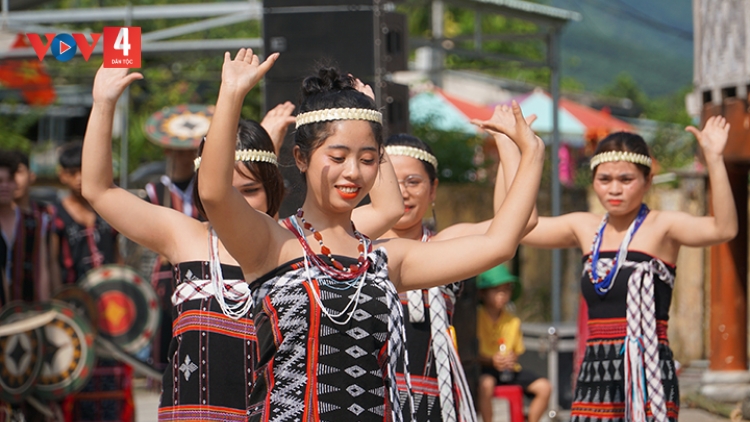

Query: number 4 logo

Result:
[103,27,141,68]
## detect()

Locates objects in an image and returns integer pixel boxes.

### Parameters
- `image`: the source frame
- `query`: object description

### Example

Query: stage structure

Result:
[688,0,750,403]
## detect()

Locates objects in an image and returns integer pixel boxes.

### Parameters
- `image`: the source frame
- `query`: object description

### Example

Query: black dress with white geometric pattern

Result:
[247,248,411,422]
[571,251,679,422]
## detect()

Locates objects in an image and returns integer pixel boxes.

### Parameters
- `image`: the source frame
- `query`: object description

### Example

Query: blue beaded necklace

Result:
[588,203,649,296]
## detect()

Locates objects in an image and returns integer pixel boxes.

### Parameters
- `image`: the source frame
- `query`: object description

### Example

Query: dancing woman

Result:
[198,49,544,422]
[80,66,401,421]
[381,124,541,421]
[520,118,737,422]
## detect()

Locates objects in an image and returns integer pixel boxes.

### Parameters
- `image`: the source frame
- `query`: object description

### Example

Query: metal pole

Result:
[119,3,132,188]
[2,0,9,28]
[431,0,444,87]
[549,27,562,325]
[547,327,560,419]
[474,11,482,51]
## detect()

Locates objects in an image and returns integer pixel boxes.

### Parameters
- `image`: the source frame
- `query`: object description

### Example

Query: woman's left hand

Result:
[686,115,730,159]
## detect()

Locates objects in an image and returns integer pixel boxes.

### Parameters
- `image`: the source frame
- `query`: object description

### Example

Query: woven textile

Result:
[248,247,412,422]
[158,261,255,421]
[571,251,679,422]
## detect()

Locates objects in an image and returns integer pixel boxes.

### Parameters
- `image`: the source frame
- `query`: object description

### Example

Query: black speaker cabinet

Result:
[263,1,409,216]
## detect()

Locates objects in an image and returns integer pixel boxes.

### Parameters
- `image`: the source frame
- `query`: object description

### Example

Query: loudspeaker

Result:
[262,1,409,216]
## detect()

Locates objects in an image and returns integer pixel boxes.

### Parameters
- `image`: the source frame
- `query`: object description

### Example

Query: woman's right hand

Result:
[92,66,143,105]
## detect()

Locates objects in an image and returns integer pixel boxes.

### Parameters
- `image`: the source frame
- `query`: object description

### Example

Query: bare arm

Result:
[198,49,285,277]
[352,151,404,239]
[665,116,738,246]
[384,102,545,291]
[434,124,538,241]
[81,66,203,262]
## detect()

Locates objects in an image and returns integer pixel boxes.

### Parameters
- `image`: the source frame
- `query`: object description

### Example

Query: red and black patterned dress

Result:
[159,260,255,421]
[395,226,475,421]
[247,222,413,422]
[145,176,203,369]
[571,251,679,422]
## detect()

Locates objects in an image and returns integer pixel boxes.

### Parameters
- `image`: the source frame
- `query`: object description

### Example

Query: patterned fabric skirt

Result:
[571,318,679,422]
[158,296,255,421]
[63,359,134,422]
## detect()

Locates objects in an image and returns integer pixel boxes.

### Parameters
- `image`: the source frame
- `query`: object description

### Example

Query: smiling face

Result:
[390,154,437,231]
[593,161,651,216]
[295,120,380,214]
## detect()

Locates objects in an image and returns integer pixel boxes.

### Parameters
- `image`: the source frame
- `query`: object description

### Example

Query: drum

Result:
[53,285,99,332]
[78,265,160,354]
[143,104,214,149]
[32,300,96,401]
[0,302,43,404]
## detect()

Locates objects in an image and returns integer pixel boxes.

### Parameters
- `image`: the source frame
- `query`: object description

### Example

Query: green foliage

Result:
[410,120,483,183]
[398,0,551,86]
[649,124,695,172]
[0,112,42,153]
[599,73,694,172]
[601,72,692,126]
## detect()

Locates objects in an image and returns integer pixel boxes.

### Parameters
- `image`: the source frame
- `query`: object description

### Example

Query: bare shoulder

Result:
[565,212,602,240]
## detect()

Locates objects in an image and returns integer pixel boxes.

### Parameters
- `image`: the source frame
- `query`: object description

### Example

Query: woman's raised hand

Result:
[221,48,279,95]
[92,66,143,105]
[261,101,296,154]
[471,101,540,153]
[686,115,730,159]
[352,76,375,100]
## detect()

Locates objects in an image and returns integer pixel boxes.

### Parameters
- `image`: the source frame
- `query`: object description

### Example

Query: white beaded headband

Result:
[385,145,438,170]
[295,107,383,128]
[590,151,652,170]
[194,149,278,170]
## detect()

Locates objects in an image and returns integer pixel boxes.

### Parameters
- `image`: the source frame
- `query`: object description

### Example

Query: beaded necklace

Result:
[283,212,373,325]
[282,209,372,280]
[588,203,649,296]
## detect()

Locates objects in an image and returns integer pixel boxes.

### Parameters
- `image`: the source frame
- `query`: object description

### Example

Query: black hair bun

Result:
[300,67,355,99]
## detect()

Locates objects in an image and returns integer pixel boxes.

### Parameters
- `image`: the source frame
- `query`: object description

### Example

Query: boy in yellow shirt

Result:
[476,265,551,422]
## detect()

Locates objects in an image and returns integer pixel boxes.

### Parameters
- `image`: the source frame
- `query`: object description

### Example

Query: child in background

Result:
[476,264,551,422]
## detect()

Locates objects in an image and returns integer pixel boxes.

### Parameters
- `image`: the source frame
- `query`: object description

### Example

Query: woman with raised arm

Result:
[520,119,737,422]
[198,48,544,422]
[381,126,542,422]
[82,66,403,421]
[81,66,286,421]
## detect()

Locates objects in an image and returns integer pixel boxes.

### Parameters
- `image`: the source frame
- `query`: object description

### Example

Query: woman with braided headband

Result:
[381,124,549,422]
[518,120,737,422]
[80,66,403,421]
[198,49,544,422]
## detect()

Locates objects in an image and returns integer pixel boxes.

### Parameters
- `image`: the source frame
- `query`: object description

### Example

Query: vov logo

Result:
[26,27,141,68]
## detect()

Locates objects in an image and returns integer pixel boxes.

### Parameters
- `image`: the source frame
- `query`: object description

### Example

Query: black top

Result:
[581,250,676,321]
